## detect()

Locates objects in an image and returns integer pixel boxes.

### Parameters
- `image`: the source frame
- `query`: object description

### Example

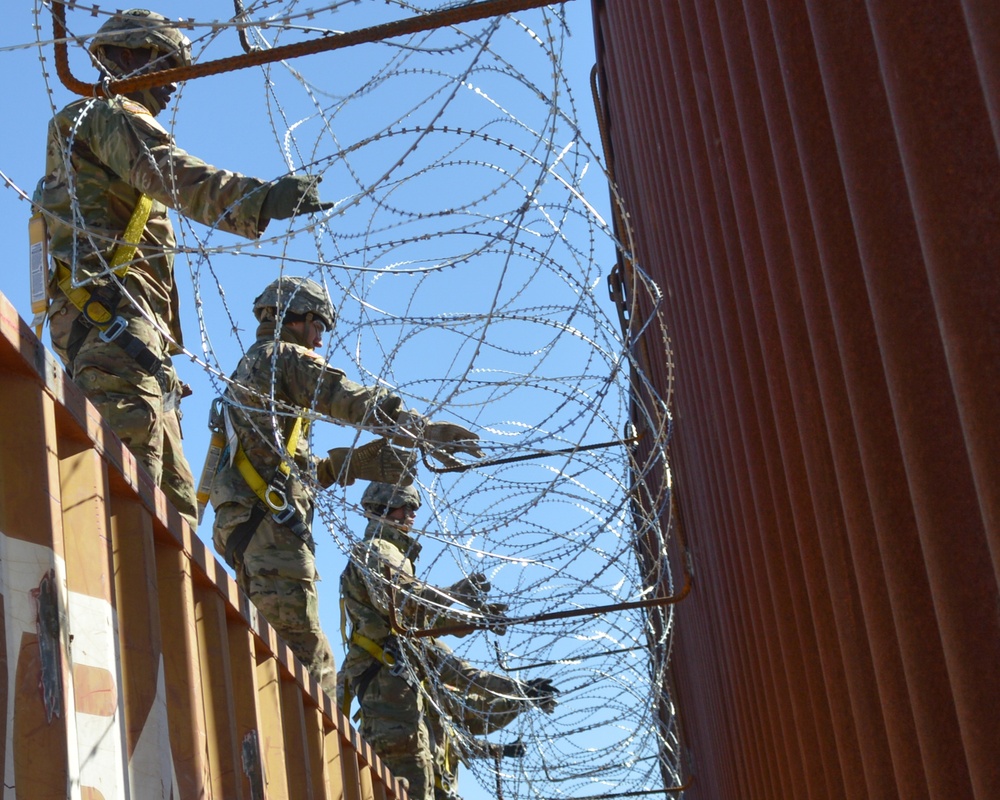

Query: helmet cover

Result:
[89,9,193,73]
[361,482,421,513]
[253,276,336,328]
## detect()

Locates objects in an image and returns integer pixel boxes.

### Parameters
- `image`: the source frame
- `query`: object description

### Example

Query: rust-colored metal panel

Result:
[280,675,313,799]
[592,1,1000,798]
[195,585,242,798]
[0,288,408,798]
[156,539,211,795]
[0,367,73,795]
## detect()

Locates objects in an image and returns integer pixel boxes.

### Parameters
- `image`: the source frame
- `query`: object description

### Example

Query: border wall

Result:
[0,288,406,799]
[591,1,1000,798]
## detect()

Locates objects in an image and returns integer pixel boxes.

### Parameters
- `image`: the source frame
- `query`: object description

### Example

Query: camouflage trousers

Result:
[214,502,337,698]
[49,299,198,529]
[360,668,435,800]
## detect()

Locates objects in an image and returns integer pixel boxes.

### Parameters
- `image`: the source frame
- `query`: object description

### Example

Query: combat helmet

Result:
[253,276,336,329]
[361,482,421,514]
[90,9,192,72]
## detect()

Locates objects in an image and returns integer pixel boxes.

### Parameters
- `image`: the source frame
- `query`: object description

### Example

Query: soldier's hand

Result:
[317,439,416,487]
[448,572,491,605]
[483,601,510,634]
[261,174,334,221]
[524,677,559,713]
[501,740,527,758]
[389,410,483,467]
[425,420,484,459]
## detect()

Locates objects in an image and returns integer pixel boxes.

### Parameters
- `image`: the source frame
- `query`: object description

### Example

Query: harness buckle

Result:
[98,315,129,343]
[265,484,291,515]
[384,637,406,676]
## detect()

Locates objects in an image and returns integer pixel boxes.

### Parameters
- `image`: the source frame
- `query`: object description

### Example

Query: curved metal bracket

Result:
[51,0,560,98]
[387,514,693,638]
[538,777,694,798]
[422,431,641,474]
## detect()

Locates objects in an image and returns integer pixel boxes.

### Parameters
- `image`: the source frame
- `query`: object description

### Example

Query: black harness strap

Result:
[352,660,383,705]
[225,501,269,568]
[223,498,316,570]
[66,282,163,377]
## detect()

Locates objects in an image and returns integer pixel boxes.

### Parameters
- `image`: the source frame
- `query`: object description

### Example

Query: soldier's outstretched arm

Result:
[391,409,484,467]
[279,347,404,428]
[353,542,491,634]
[89,101,271,239]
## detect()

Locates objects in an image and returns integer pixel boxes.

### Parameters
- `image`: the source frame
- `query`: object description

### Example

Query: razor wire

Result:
[11,2,685,797]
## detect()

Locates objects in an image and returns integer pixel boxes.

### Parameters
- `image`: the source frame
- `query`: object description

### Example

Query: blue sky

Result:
[0,3,674,798]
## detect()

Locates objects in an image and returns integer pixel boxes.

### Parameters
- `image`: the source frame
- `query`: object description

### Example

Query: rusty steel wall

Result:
[0,289,406,800]
[591,2,1000,799]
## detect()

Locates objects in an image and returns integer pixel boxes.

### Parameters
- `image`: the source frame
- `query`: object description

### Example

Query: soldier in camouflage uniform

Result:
[211,278,482,697]
[339,482,513,800]
[35,9,332,528]
[420,638,558,800]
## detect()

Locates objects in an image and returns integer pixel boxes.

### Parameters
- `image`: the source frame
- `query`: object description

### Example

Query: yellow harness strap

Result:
[232,415,308,511]
[437,729,457,792]
[339,596,402,716]
[350,631,398,669]
[109,193,153,270]
[55,193,153,325]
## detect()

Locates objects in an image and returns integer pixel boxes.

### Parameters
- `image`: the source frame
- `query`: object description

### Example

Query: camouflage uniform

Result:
[420,639,532,800]
[211,305,404,697]
[340,492,481,800]
[36,13,271,529]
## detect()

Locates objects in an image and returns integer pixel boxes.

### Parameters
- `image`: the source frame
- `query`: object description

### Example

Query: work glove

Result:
[447,572,490,606]
[501,740,527,758]
[524,677,559,713]
[316,438,416,488]
[393,409,485,468]
[482,601,510,635]
[260,174,334,221]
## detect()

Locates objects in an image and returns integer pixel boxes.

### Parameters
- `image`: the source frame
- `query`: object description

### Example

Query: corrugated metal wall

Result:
[0,290,406,800]
[591,2,1000,798]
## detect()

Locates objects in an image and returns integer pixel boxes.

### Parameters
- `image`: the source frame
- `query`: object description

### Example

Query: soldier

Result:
[421,638,558,800]
[339,482,516,800]
[34,9,332,528]
[210,277,482,698]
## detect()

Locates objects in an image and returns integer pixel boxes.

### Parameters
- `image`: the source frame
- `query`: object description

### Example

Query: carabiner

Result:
[264,484,289,514]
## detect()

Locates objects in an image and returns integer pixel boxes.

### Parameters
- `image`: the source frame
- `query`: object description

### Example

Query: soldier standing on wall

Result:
[339,482,537,800]
[421,636,558,800]
[35,9,332,528]
[210,278,483,697]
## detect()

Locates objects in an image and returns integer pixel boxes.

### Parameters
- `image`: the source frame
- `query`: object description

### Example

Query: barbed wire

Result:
[11,2,684,797]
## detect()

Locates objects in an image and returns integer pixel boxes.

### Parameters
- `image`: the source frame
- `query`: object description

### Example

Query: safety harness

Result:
[339,566,464,799]
[57,193,164,376]
[222,406,316,567]
[338,593,407,717]
[435,726,460,799]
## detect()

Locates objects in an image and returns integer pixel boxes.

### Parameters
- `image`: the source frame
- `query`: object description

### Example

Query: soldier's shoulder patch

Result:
[121,99,153,116]
[300,349,327,365]
[121,104,171,139]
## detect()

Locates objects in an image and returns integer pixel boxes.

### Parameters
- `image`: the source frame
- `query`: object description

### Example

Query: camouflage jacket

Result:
[421,637,526,770]
[36,95,269,349]
[340,520,474,684]
[210,321,403,520]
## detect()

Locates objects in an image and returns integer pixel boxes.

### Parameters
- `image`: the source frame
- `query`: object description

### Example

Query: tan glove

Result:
[260,174,334,221]
[317,438,416,487]
[482,602,510,635]
[425,420,484,458]
[524,678,559,713]
[447,572,491,606]
[392,410,484,467]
